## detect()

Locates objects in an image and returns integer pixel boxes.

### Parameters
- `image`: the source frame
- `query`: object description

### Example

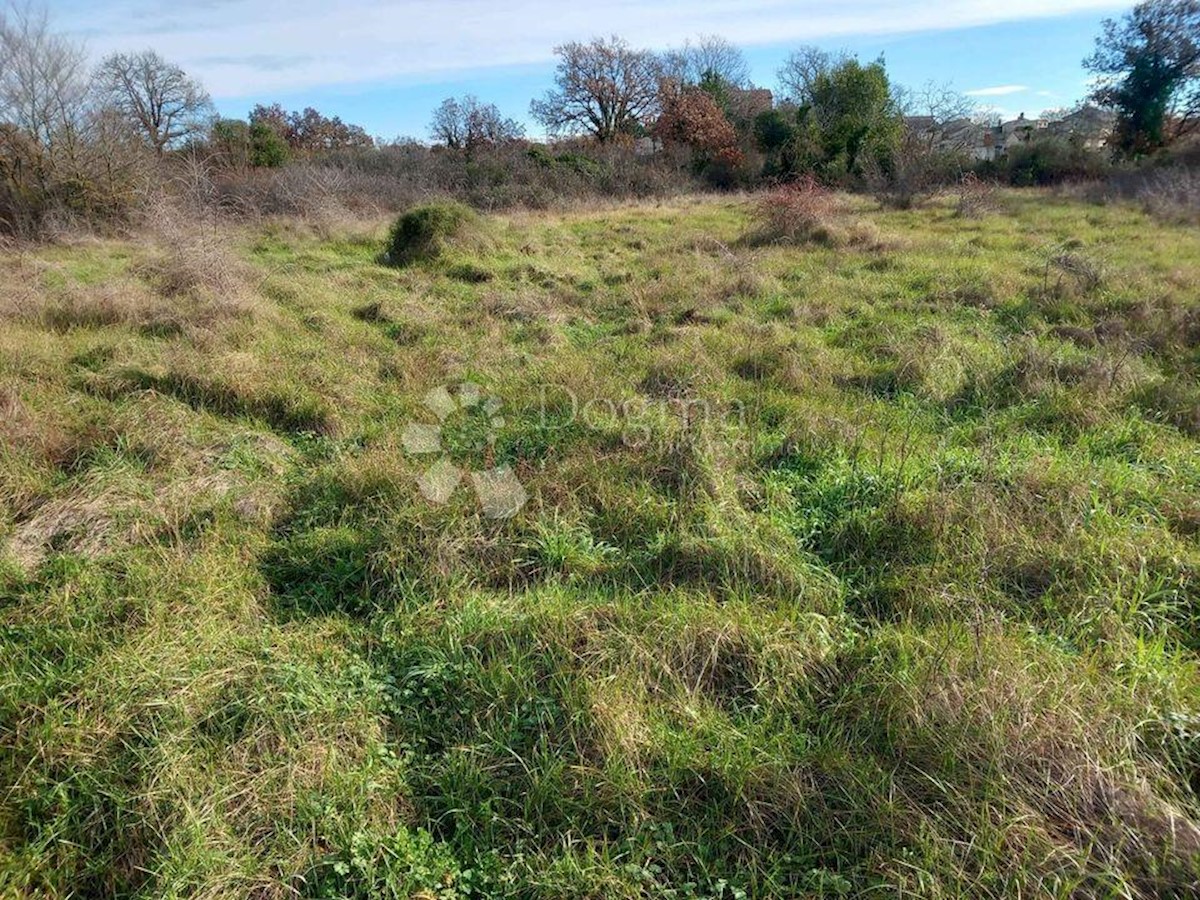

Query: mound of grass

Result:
[384,201,483,266]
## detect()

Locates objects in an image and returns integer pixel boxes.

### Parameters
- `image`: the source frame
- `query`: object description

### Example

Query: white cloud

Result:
[966,84,1029,96]
[53,0,1131,97]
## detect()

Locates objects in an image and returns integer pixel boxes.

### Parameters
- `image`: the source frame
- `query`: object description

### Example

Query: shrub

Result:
[866,138,968,210]
[751,176,838,244]
[0,120,151,239]
[1134,168,1200,223]
[956,173,999,218]
[132,198,250,305]
[655,85,744,186]
[249,122,289,168]
[982,137,1110,186]
[526,145,605,178]
[209,119,290,170]
[384,201,479,265]
[1088,165,1200,224]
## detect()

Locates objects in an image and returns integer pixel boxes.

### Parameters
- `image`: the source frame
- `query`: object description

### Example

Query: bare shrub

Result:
[136,233,243,303]
[204,140,703,224]
[1076,165,1200,225]
[1137,167,1200,224]
[955,173,998,218]
[1042,244,1104,298]
[864,146,959,211]
[264,164,354,224]
[0,255,42,320]
[129,194,254,326]
[751,177,839,244]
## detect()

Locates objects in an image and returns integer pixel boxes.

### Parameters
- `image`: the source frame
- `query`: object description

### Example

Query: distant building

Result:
[903,115,991,160]
[903,115,936,133]
[1045,106,1115,151]
[902,107,1115,162]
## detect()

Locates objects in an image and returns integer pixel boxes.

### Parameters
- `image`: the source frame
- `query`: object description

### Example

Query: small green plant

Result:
[520,517,619,580]
[314,827,465,899]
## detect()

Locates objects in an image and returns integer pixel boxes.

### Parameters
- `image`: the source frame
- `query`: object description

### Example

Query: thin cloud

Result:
[193,53,316,73]
[966,84,1029,96]
[53,0,1131,97]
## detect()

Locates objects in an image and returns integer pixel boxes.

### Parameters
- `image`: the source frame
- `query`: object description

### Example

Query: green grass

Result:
[2,191,1199,898]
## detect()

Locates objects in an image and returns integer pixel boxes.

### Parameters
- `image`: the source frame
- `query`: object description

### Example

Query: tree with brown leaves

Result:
[655,83,742,166]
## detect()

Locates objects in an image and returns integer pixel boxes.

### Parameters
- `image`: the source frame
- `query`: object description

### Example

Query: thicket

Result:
[3,2,1199,240]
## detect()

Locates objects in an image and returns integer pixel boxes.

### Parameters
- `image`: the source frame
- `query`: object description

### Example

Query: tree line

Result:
[1,0,1196,236]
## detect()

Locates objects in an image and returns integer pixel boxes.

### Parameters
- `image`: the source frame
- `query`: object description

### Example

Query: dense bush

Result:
[209,119,289,170]
[0,125,152,238]
[654,85,746,187]
[385,201,479,265]
[977,137,1110,186]
[754,58,903,186]
[201,139,704,220]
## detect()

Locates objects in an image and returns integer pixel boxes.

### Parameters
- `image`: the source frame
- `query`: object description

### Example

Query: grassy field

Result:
[1,190,1199,898]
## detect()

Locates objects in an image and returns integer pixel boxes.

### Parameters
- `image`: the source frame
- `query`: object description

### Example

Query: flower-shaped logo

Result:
[401,383,527,519]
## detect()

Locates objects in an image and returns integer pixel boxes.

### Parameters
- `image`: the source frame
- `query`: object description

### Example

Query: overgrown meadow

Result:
[2,191,1199,898]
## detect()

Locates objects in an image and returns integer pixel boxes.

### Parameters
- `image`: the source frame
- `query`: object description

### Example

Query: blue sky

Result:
[54,1,1131,141]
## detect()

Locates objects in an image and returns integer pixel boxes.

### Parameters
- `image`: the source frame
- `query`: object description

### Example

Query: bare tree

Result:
[429,97,466,148]
[663,34,750,88]
[531,36,661,142]
[869,83,977,209]
[0,4,151,235]
[777,45,849,106]
[899,82,975,123]
[430,95,523,150]
[95,49,213,156]
[898,82,977,154]
[0,3,90,162]
[462,97,523,149]
[86,102,154,206]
